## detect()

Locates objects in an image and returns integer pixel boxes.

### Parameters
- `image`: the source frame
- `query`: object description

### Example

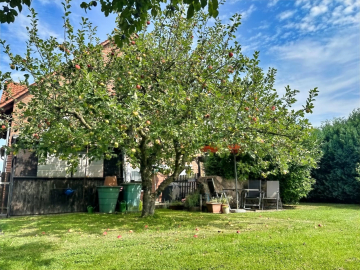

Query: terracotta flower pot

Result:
[206,203,222,213]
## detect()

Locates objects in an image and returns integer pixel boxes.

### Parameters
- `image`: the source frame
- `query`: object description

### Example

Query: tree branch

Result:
[55,106,92,130]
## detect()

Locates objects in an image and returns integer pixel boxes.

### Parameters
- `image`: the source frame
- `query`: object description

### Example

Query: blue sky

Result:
[0,0,359,128]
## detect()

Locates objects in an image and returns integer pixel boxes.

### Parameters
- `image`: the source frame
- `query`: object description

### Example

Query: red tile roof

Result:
[0,82,28,107]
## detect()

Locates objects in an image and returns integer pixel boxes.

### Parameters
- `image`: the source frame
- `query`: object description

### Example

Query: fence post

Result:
[199,194,202,212]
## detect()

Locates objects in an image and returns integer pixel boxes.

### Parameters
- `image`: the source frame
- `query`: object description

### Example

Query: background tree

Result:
[308,109,360,203]
[0,2,318,216]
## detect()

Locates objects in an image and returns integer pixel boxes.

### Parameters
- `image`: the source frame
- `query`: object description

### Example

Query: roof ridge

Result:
[0,40,111,108]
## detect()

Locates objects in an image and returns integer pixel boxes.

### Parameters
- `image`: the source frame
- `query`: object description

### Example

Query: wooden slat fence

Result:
[0,173,10,217]
[173,174,197,200]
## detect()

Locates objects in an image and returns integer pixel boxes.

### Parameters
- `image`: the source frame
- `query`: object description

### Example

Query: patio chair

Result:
[262,181,281,210]
[243,180,262,210]
[206,178,228,202]
[207,178,220,198]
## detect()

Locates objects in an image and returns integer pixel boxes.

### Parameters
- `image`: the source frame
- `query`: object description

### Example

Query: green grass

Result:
[1,203,360,270]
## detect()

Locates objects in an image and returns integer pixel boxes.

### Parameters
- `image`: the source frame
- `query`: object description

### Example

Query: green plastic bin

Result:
[122,183,142,212]
[97,186,121,213]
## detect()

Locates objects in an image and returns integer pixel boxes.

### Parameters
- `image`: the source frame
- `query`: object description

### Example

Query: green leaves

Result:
[200,0,207,8]
[0,0,31,23]
[187,4,194,19]
[309,109,360,203]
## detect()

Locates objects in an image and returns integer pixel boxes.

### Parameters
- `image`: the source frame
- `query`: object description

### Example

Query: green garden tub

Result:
[97,186,121,213]
[121,183,142,212]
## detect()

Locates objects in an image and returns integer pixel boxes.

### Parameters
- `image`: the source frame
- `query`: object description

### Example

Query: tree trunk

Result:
[142,187,156,217]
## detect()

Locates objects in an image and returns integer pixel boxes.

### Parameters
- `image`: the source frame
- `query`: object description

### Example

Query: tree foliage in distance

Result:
[80,0,221,46]
[0,1,318,216]
[308,109,360,203]
[0,0,31,23]
[204,129,322,203]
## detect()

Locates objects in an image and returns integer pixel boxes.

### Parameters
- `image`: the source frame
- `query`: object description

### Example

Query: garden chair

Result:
[262,181,281,210]
[207,178,220,198]
[243,180,262,210]
[206,178,228,202]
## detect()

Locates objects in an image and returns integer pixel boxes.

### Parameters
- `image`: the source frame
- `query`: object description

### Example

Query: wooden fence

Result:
[161,174,198,202]
[0,183,9,217]
[6,177,105,216]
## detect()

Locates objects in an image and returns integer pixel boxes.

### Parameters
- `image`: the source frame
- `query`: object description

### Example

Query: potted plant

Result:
[222,204,230,214]
[206,197,222,213]
[220,196,232,214]
[87,205,95,214]
[184,192,200,212]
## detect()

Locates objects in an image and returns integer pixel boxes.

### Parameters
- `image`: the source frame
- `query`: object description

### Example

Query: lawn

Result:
[0,203,359,270]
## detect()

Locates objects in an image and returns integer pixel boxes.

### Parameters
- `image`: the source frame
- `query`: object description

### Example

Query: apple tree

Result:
[0,3,318,216]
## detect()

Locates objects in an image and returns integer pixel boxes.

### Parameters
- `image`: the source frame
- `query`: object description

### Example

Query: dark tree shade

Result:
[308,109,360,203]
[0,0,31,23]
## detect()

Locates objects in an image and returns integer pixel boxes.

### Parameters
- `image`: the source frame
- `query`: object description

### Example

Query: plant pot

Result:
[222,205,230,214]
[87,206,94,214]
[169,205,184,210]
[206,203,222,213]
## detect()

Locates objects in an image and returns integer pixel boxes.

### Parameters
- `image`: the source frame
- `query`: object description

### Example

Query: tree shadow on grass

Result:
[0,241,55,269]
[298,203,360,211]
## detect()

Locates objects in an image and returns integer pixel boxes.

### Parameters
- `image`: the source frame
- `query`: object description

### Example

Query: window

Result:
[37,154,103,178]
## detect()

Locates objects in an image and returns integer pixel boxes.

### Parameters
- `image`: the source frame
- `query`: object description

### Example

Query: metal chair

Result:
[243,180,262,210]
[262,181,281,210]
[206,178,229,203]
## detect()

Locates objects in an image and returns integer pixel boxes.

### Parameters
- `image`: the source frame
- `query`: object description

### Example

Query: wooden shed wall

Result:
[10,177,105,216]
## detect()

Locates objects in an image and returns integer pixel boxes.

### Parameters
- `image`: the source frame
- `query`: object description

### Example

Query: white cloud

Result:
[278,10,295,21]
[257,22,270,30]
[3,12,61,43]
[280,0,359,34]
[310,5,328,16]
[295,0,310,6]
[248,32,262,41]
[241,4,257,20]
[38,0,63,8]
[268,27,360,127]
[268,0,279,7]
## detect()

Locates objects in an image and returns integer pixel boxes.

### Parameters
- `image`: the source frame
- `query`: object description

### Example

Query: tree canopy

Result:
[2,0,220,44]
[308,109,360,203]
[0,3,318,216]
